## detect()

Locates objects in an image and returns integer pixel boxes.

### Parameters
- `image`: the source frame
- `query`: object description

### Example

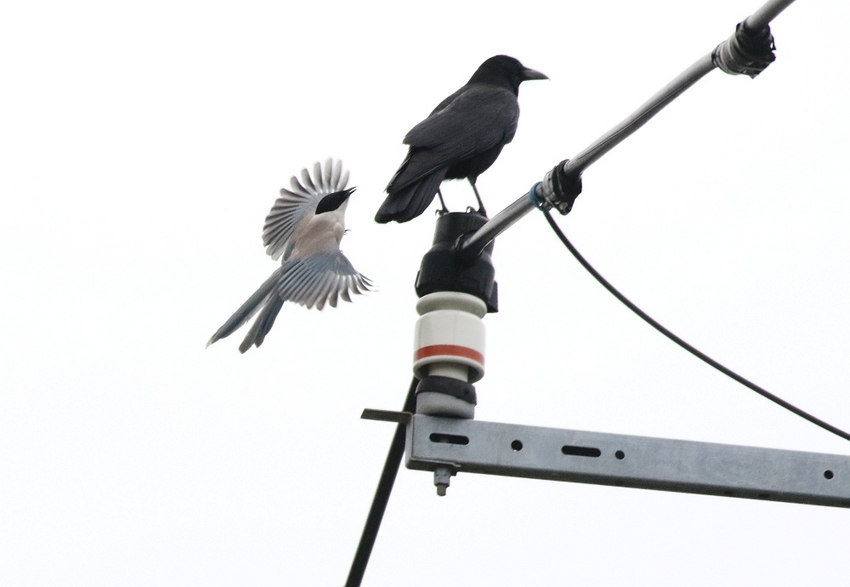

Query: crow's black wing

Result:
[390,85,519,191]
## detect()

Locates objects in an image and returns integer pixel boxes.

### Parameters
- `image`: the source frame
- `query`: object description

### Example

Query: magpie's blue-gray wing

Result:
[276,251,372,311]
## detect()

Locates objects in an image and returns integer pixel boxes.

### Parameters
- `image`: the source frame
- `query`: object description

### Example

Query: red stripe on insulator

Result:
[414,344,484,365]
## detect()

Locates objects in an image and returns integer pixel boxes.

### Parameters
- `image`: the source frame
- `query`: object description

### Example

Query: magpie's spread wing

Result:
[262,159,350,261]
[275,251,372,311]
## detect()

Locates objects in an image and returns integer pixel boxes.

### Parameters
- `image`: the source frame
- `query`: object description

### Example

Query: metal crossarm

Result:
[405,415,850,508]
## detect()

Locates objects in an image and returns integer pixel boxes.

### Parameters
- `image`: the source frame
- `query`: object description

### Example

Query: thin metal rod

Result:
[565,53,716,177]
[345,378,417,587]
[461,53,716,254]
[461,53,716,257]
[460,188,537,258]
[745,0,796,31]
[461,0,796,256]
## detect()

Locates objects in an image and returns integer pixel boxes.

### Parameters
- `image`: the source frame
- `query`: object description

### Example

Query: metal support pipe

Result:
[745,0,796,31]
[563,54,716,177]
[459,188,539,260]
[461,0,797,258]
[460,53,716,258]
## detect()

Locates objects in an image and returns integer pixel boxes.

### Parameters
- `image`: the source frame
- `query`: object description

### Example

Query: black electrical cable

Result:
[345,378,418,587]
[541,208,850,443]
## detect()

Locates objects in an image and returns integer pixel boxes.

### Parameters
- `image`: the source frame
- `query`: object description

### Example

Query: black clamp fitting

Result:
[539,159,583,215]
[713,21,776,79]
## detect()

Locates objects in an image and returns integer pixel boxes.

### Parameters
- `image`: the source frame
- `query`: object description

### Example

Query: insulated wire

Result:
[542,208,850,443]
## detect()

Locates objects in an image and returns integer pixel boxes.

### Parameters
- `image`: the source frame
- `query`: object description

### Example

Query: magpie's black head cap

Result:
[316,187,355,215]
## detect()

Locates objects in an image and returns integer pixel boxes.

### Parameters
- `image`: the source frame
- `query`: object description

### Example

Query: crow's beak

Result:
[522,67,549,81]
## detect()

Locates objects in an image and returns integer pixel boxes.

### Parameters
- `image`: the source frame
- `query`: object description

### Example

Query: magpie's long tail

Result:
[238,295,284,353]
[207,272,279,350]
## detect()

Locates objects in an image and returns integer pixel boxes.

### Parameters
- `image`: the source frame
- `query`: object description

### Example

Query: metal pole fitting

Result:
[412,212,496,418]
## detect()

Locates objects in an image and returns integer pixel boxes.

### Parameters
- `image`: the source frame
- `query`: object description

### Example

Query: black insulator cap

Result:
[415,212,498,312]
[416,375,478,405]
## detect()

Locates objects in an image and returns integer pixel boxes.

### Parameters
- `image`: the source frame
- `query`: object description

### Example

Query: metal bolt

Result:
[433,466,453,496]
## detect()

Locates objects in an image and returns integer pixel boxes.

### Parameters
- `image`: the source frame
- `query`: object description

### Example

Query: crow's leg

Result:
[469,180,487,217]
[436,188,449,214]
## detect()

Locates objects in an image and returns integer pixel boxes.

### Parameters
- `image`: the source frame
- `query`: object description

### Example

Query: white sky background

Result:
[2,0,849,584]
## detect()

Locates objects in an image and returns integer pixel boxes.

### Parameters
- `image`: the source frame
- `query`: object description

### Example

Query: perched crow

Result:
[375,55,547,223]
[208,159,372,353]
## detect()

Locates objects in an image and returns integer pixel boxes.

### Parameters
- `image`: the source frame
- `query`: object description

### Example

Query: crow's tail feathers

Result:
[206,273,279,351]
[375,168,447,223]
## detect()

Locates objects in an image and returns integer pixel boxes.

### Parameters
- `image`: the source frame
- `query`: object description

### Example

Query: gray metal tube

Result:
[460,54,716,257]
[460,189,537,257]
[565,53,716,177]
[460,0,796,257]
[745,0,796,31]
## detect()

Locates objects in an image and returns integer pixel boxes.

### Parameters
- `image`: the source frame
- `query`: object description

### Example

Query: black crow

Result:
[375,55,547,223]
[208,159,372,353]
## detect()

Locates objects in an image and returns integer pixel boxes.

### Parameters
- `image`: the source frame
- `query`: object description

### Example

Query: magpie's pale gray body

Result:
[375,55,547,223]
[208,159,371,353]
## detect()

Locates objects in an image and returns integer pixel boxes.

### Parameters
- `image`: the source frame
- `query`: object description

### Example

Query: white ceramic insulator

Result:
[413,292,487,383]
